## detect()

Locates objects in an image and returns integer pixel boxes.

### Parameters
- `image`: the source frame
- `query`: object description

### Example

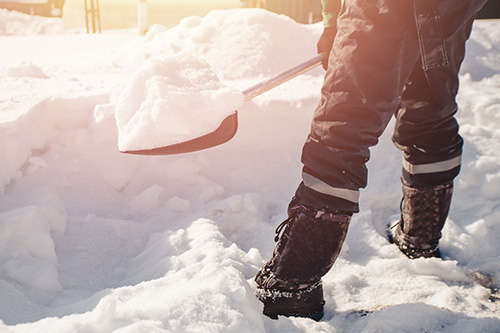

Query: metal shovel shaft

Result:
[242,54,323,102]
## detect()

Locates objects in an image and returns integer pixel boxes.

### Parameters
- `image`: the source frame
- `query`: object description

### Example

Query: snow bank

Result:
[0,7,499,333]
[6,220,265,332]
[0,188,67,293]
[0,8,64,35]
[114,8,319,151]
[116,9,320,79]
[0,91,108,194]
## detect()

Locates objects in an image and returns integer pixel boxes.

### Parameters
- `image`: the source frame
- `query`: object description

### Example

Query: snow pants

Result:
[297,0,488,213]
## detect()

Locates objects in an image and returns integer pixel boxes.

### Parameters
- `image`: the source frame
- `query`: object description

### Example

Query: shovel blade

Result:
[121,112,238,155]
[120,55,323,156]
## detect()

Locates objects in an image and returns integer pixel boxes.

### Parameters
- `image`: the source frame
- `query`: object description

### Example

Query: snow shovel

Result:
[122,54,323,155]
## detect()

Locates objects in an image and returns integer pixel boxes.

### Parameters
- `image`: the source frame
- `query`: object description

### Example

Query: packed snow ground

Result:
[0,8,499,333]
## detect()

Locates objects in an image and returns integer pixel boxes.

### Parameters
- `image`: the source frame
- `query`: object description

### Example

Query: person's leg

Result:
[391,0,487,258]
[391,57,461,258]
[255,0,422,320]
[297,0,421,213]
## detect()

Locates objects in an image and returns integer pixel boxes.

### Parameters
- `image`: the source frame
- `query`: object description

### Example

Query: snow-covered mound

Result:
[115,53,244,152]
[0,8,499,333]
[0,8,64,35]
[114,8,319,153]
[118,9,320,79]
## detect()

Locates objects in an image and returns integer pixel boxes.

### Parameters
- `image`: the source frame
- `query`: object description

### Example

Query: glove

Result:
[316,26,337,70]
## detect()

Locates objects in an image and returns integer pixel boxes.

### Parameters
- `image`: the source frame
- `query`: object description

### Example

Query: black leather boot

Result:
[254,202,351,320]
[390,182,453,259]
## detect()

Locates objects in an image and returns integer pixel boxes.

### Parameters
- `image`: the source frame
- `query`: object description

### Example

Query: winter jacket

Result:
[321,0,343,27]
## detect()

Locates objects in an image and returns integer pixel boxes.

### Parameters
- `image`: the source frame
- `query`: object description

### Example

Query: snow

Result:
[115,53,244,151]
[0,9,64,36]
[0,7,499,333]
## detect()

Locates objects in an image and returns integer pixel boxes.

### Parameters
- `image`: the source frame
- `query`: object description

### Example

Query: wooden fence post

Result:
[84,0,101,33]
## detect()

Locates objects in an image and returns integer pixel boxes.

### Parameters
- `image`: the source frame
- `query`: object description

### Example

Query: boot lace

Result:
[274,216,293,242]
[274,204,306,242]
[387,197,404,232]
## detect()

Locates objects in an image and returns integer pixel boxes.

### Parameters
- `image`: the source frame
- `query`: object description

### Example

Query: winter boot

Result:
[254,201,352,320]
[390,181,453,259]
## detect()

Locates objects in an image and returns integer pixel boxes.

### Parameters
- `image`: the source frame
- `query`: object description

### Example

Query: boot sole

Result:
[256,282,325,321]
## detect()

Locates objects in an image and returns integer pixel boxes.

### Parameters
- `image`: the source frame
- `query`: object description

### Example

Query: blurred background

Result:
[0,0,499,33]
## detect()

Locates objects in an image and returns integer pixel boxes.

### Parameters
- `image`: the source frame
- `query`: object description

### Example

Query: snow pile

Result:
[0,188,66,292]
[0,8,64,35]
[115,53,244,152]
[6,61,50,78]
[115,9,320,79]
[0,8,499,333]
[114,8,319,151]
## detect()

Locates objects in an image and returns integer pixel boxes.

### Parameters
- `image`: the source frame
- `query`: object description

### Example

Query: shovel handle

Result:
[242,54,324,102]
